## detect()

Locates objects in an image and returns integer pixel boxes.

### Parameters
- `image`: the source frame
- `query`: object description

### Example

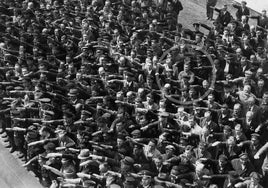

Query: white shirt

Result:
[143,145,161,159]
[224,62,230,74]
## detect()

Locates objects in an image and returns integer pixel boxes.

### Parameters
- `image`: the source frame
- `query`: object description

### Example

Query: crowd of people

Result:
[0,0,268,187]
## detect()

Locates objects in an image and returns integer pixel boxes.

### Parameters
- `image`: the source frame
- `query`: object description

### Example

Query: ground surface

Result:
[0,0,264,187]
[0,138,42,188]
[179,0,260,33]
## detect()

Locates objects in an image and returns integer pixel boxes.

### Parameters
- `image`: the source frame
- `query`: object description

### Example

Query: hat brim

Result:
[78,155,90,160]
[55,129,66,134]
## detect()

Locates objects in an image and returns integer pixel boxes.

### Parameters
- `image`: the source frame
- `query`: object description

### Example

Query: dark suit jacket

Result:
[217,143,241,160]
[200,118,221,133]
[231,158,255,178]
[216,10,232,27]
[244,105,261,125]
[236,64,250,77]
[217,111,232,126]
[233,5,250,21]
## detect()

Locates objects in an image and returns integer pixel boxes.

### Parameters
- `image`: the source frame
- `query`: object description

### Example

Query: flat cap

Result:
[131,129,141,136]
[239,153,249,159]
[165,145,175,151]
[122,156,134,166]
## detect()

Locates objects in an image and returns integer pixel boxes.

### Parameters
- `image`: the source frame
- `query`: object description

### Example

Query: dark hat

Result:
[239,153,249,160]
[224,84,232,89]
[223,125,232,131]
[62,167,75,178]
[185,145,193,151]
[118,147,128,155]
[230,20,239,25]
[102,113,111,119]
[221,103,228,109]
[117,134,126,141]
[10,110,20,116]
[82,180,96,186]
[153,185,165,188]
[135,17,141,21]
[172,164,190,173]
[158,112,169,117]
[43,110,55,117]
[193,23,200,27]
[196,33,203,37]
[182,74,190,79]
[28,125,38,131]
[228,171,240,184]
[225,54,234,60]
[180,87,188,92]
[251,133,260,140]
[219,154,228,162]
[124,71,134,77]
[44,142,56,151]
[189,86,196,92]
[216,45,224,50]
[68,88,78,96]
[131,129,141,136]
[55,125,66,133]
[14,86,24,91]
[133,142,144,148]
[78,149,91,160]
[213,20,220,25]
[245,70,253,76]
[193,101,201,107]
[165,145,175,151]
[171,165,180,172]
[122,156,134,166]
[109,184,121,188]
[81,110,91,116]
[124,176,136,186]
[27,131,38,139]
[229,171,239,179]
[6,86,14,91]
[63,110,75,118]
[138,170,153,178]
[39,98,52,103]
[154,173,169,182]
[39,153,49,160]
[250,172,261,181]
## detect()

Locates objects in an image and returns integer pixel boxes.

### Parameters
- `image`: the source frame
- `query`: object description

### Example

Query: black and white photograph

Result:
[0,0,268,187]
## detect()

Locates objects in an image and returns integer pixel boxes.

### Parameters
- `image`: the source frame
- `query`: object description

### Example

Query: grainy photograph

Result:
[0,0,268,188]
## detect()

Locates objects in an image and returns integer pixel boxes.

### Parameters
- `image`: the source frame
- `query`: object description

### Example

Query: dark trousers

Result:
[206,4,214,19]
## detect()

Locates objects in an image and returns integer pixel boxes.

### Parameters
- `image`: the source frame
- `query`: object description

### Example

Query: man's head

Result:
[246,111,253,121]
[165,145,175,157]
[223,4,228,11]
[239,153,249,165]
[204,111,212,121]
[154,156,163,168]
[243,84,251,94]
[263,92,268,103]
[262,10,266,17]
[241,1,247,8]
[207,94,215,103]
[147,139,157,152]
[227,136,236,146]
[251,133,260,146]
[141,171,152,186]
[218,154,228,167]
[198,142,207,153]
[234,124,243,136]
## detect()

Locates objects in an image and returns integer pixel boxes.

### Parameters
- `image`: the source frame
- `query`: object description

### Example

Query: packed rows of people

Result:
[0,0,268,187]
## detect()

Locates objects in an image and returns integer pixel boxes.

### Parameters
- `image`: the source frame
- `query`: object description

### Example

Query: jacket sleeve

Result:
[256,142,268,156]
